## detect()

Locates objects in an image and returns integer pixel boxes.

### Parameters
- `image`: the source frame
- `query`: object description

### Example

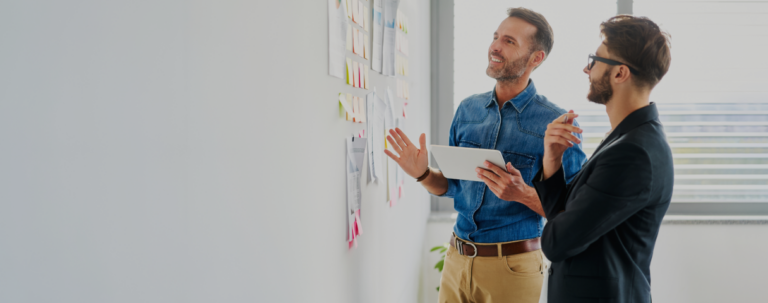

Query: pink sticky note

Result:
[355,210,363,235]
[398,185,403,199]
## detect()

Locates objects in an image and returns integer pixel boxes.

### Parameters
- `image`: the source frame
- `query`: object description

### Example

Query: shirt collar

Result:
[485,79,538,113]
[604,102,660,142]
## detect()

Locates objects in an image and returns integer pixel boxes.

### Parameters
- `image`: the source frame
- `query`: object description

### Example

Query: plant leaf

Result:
[435,259,444,272]
[430,245,443,252]
[436,286,440,292]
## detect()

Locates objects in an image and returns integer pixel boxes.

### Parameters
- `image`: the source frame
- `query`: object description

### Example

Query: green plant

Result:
[429,243,449,292]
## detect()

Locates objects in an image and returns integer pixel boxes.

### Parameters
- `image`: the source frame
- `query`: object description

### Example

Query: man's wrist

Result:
[416,167,431,182]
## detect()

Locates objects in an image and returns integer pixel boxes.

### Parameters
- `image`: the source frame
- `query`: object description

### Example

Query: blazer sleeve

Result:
[532,166,569,221]
[538,142,653,262]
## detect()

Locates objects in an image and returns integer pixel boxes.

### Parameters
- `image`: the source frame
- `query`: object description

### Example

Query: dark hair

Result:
[506,7,554,64]
[600,15,671,89]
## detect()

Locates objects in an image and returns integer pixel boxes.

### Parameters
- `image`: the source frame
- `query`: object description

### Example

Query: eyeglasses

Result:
[588,54,640,75]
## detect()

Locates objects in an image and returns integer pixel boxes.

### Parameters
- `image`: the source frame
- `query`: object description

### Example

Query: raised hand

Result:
[542,110,582,179]
[384,128,429,178]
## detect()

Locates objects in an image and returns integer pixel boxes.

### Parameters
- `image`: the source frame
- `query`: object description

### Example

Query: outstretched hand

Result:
[384,128,429,179]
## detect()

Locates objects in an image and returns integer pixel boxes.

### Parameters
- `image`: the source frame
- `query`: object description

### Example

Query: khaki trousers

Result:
[438,237,544,303]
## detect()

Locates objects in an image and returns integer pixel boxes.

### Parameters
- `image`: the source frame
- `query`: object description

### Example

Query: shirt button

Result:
[548,267,553,275]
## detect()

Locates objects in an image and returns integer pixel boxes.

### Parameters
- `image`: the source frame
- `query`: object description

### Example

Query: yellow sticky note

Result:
[364,34,370,59]
[345,0,351,19]
[364,5,370,32]
[346,58,353,85]
[353,96,360,122]
[364,65,369,90]
[346,94,353,121]
[353,61,359,88]
[339,93,352,119]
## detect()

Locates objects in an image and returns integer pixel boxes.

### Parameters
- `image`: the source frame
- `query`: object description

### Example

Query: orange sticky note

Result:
[351,0,358,23]
[353,61,359,88]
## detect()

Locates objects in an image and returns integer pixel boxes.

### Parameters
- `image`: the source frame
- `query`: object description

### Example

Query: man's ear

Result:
[614,65,632,84]
[529,50,546,68]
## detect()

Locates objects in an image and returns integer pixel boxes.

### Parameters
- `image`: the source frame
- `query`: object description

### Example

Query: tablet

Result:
[431,145,507,182]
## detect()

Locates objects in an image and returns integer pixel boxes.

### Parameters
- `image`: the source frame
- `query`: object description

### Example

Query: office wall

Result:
[0,1,432,302]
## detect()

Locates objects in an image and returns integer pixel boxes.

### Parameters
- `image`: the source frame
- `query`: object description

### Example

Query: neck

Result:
[494,76,530,108]
[605,87,651,130]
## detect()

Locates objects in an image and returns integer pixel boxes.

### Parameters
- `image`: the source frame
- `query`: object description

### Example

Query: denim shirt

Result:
[441,80,587,243]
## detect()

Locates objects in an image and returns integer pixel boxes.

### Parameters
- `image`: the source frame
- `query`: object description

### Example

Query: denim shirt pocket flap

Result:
[501,151,535,183]
[458,140,482,148]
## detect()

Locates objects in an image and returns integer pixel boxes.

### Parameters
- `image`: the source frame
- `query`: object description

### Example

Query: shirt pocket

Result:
[501,151,535,184]
[457,140,481,148]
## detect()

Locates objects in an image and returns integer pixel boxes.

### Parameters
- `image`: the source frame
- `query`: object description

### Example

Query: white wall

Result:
[0,1,432,302]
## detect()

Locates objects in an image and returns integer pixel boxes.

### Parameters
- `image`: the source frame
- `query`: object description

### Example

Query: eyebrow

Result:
[493,32,518,43]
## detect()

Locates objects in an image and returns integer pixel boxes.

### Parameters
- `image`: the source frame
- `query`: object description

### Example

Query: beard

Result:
[587,69,613,105]
[486,51,530,83]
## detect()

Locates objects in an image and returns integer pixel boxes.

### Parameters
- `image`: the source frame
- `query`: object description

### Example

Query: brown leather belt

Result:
[450,234,541,258]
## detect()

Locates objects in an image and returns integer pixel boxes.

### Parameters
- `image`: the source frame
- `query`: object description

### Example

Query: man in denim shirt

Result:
[384,8,586,303]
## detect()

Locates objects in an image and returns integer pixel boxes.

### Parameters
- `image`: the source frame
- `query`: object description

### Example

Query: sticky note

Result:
[352,28,358,54]
[364,65,369,90]
[403,102,408,118]
[352,0,358,23]
[364,34,370,59]
[346,58,353,85]
[358,1,364,27]
[358,63,363,89]
[345,0,352,19]
[359,98,366,123]
[346,94,353,121]
[355,210,363,234]
[353,61,359,88]
[346,25,352,51]
[364,5,370,32]
[358,30,364,58]
[339,93,352,119]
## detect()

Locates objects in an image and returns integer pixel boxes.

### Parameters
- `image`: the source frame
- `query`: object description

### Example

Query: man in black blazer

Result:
[533,16,673,302]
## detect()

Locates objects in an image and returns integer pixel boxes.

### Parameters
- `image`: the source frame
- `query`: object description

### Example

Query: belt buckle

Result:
[455,238,478,258]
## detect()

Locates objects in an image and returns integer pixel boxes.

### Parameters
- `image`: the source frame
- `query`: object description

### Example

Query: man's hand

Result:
[384,128,429,178]
[476,161,545,217]
[476,161,528,202]
[543,110,582,180]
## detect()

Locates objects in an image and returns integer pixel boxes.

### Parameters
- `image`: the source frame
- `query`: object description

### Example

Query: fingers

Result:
[395,128,414,148]
[419,133,427,152]
[389,129,408,150]
[506,163,522,177]
[478,173,501,190]
[483,161,506,176]
[386,135,404,154]
[547,122,583,134]
[553,111,579,124]
[384,149,401,162]
[548,129,582,144]
[546,134,574,148]
[476,167,500,184]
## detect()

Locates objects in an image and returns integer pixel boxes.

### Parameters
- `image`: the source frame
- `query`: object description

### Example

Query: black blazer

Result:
[533,103,673,303]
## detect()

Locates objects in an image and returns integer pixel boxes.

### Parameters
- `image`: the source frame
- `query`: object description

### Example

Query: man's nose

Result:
[583,65,590,75]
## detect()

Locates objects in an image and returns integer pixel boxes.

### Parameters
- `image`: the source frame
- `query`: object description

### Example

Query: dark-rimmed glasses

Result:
[588,54,640,75]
